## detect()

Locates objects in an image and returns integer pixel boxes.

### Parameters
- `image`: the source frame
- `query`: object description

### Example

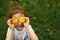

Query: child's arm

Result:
[24,17,38,40]
[26,25,38,40]
[6,28,13,40]
[6,19,14,40]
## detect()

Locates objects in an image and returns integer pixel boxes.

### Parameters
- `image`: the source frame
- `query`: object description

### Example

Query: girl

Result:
[6,2,38,40]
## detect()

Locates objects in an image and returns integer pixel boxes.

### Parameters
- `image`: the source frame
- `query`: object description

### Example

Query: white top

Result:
[6,25,32,40]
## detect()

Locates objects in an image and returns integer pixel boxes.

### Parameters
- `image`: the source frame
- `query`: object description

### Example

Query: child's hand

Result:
[23,17,29,28]
[7,18,14,30]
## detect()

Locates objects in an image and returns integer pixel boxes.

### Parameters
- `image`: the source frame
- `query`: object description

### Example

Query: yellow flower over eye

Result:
[19,17,25,23]
[12,18,18,24]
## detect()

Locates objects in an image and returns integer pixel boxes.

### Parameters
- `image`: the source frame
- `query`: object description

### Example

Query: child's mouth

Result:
[15,24,24,27]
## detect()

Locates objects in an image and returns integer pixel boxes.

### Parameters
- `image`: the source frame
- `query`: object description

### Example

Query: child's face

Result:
[12,13,25,31]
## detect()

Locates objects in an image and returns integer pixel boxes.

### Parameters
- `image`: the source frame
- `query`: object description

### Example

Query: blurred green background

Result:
[0,0,60,40]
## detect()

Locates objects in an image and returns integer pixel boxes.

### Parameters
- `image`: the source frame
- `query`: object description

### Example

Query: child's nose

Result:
[18,22,21,24]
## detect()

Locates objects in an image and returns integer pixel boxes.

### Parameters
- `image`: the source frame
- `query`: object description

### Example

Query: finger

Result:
[25,17,29,23]
[7,18,14,25]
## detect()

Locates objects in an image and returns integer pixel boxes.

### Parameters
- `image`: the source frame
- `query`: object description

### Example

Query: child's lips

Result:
[15,24,24,27]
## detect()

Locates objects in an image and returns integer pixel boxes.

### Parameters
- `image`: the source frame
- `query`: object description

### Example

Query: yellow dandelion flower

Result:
[12,18,18,24]
[23,3,26,7]
[19,17,25,23]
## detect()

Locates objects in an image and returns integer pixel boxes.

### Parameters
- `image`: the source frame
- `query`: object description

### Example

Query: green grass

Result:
[0,0,60,40]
